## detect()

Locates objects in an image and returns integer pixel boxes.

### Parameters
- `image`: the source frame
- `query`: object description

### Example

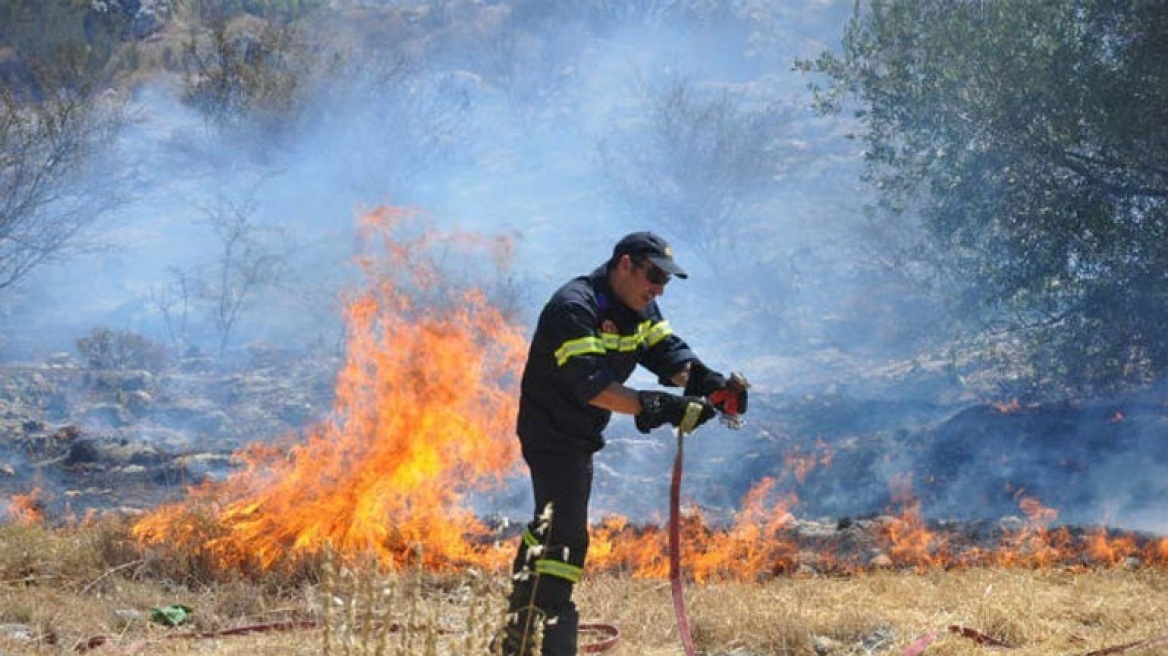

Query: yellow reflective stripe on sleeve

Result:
[644,320,673,347]
[554,336,605,366]
[534,558,583,583]
[553,319,673,366]
[600,329,642,352]
[523,528,540,548]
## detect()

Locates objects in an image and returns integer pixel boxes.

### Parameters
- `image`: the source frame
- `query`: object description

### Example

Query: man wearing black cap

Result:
[496,231,748,656]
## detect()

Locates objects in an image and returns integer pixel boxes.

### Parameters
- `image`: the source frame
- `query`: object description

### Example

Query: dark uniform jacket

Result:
[517,265,696,453]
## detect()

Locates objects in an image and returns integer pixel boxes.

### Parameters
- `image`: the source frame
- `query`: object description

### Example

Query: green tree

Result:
[802,0,1168,392]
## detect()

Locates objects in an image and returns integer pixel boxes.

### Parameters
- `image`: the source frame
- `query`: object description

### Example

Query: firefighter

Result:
[496,231,749,656]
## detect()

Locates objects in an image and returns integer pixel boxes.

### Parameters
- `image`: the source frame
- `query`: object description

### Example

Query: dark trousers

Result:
[500,445,593,656]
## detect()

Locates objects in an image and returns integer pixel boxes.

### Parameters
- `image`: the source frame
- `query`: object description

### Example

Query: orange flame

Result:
[8,488,45,525]
[1153,537,1168,566]
[591,477,799,581]
[1087,528,1138,566]
[783,438,834,484]
[878,474,948,570]
[132,208,527,572]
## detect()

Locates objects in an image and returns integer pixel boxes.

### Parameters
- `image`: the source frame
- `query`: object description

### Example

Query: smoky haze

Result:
[2,1,1164,536]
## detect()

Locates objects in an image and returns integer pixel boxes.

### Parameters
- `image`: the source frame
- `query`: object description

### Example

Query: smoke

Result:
[2,1,1164,536]
[5,3,867,360]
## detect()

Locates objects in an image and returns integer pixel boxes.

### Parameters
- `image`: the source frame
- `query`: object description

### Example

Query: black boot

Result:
[540,602,578,656]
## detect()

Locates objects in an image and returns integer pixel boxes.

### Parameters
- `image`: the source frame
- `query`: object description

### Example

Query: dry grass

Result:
[0,518,1165,655]
[578,569,1168,655]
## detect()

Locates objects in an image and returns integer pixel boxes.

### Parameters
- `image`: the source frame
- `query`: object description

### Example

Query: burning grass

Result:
[1,517,1167,655]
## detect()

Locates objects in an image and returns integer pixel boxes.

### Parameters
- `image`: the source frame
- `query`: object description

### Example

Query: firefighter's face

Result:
[612,254,669,311]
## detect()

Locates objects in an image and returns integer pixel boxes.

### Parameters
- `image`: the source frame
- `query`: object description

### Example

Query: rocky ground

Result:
[0,345,341,520]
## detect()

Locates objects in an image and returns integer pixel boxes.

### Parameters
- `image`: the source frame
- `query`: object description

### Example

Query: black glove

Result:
[635,391,716,434]
[685,361,748,416]
[683,360,727,397]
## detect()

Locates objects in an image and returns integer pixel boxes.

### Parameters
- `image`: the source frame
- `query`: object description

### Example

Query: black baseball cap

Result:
[611,231,688,279]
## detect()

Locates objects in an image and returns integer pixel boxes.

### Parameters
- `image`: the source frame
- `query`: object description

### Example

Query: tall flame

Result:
[132,208,527,572]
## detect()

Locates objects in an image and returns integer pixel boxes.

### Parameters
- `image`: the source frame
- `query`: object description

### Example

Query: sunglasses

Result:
[635,258,672,285]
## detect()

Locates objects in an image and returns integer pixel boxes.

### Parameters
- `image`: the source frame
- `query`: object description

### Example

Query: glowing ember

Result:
[132,208,527,572]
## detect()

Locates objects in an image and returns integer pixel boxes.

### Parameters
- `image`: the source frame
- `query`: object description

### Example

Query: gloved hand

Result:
[684,360,748,417]
[683,360,727,397]
[635,391,716,434]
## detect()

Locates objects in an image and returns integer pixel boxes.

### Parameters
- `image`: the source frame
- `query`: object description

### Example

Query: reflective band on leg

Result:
[534,558,582,583]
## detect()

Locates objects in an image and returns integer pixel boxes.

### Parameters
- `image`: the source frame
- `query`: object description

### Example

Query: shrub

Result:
[75,328,170,373]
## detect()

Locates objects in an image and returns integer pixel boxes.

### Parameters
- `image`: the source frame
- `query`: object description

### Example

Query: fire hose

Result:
[669,373,750,656]
[671,412,699,656]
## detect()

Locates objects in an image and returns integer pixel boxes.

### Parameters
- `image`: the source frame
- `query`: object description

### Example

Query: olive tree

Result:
[801,0,1168,392]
